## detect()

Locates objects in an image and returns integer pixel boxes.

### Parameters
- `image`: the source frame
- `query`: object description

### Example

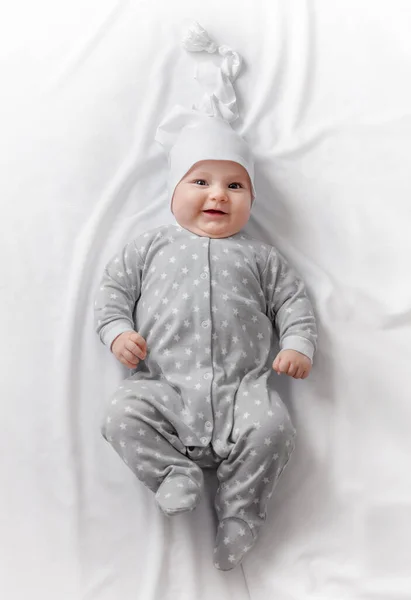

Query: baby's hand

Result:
[272,350,311,379]
[111,331,147,369]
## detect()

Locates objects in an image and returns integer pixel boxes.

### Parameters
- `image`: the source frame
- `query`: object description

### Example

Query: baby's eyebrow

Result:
[190,172,247,180]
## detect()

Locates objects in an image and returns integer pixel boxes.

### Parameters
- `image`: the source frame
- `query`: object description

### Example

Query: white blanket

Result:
[2,1,411,598]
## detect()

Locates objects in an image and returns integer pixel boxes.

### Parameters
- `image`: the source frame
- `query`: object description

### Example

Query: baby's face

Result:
[171,160,253,238]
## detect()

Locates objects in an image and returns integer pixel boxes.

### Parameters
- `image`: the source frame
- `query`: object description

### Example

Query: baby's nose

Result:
[210,187,228,200]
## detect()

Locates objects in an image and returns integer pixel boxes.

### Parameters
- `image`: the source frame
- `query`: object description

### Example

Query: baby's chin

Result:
[175,217,241,238]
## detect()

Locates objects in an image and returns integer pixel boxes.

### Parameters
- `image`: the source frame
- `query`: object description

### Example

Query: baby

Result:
[94,23,317,571]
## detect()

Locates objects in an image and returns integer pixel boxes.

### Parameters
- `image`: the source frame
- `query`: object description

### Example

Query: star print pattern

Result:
[96,223,316,570]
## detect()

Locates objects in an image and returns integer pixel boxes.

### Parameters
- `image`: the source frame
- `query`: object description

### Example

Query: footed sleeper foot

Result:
[213,517,255,571]
[155,474,202,516]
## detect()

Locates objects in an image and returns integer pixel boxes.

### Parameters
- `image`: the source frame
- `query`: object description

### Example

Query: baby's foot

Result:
[213,517,255,571]
[155,474,202,516]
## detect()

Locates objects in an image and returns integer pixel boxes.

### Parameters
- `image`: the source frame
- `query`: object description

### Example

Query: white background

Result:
[1,1,411,598]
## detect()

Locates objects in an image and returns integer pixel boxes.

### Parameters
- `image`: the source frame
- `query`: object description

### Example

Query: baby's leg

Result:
[213,381,296,570]
[101,378,204,516]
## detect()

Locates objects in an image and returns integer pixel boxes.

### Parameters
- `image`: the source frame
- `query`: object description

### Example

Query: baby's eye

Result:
[228,182,243,189]
[194,179,207,186]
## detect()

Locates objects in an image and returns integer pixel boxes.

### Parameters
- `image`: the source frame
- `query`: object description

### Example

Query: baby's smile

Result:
[203,208,227,216]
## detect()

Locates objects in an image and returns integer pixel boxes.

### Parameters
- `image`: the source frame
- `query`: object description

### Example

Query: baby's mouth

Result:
[203,209,226,215]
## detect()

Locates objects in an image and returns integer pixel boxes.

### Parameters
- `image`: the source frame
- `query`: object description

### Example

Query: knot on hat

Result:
[182,22,242,123]
[181,21,218,53]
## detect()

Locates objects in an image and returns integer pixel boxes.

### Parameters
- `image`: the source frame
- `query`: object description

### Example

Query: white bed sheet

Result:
[1,1,411,598]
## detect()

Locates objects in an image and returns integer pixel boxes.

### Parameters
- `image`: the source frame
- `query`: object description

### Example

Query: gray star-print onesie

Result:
[95,223,317,569]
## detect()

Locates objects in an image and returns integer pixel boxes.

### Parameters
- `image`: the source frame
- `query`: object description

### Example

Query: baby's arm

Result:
[94,240,144,355]
[262,248,318,378]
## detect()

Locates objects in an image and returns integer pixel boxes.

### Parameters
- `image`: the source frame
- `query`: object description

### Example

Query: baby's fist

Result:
[111,331,147,369]
[272,350,311,379]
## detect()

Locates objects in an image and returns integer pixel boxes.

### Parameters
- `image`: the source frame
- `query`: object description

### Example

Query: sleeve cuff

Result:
[100,320,135,350]
[280,336,315,362]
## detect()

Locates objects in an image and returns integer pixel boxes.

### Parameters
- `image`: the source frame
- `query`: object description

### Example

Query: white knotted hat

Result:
[155,22,255,207]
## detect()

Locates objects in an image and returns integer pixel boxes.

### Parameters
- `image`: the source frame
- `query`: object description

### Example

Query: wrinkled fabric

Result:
[4,1,411,596]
